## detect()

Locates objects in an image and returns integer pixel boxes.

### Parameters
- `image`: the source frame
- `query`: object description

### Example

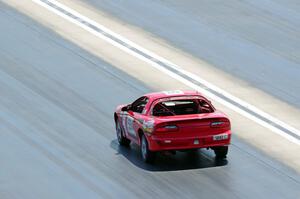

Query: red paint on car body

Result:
[115,90,231,155]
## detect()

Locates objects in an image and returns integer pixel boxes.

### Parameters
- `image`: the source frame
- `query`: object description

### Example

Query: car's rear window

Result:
[152,99,214,116]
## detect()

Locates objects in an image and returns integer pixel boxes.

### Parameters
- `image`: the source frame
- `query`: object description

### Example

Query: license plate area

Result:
[213,134,228,141]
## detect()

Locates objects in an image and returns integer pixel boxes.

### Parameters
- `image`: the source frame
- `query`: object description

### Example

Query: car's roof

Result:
[144,90,203,100]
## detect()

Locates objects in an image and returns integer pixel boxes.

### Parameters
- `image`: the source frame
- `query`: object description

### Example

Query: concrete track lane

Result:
[0,2,299,199]
[78,0,300,108]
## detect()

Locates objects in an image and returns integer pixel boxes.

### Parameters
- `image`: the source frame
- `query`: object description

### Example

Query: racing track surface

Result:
[79,0,300,108]
[0,2,299,199]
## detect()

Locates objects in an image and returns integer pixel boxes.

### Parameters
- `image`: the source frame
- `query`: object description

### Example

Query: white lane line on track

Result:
[32,0,300,145]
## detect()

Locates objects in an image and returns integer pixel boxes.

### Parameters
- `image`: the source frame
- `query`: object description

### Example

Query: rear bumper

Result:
[146,130,231,151]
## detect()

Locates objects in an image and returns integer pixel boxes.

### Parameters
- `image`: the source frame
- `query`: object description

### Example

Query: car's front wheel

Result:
[140,134,156,163]
[116,119,130,146]
[213,146,228,159]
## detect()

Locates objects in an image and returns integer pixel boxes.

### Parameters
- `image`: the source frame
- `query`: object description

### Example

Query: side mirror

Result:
[121,104,131,112]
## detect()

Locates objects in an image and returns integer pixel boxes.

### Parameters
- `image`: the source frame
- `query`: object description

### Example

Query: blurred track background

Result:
[0,1,299,198]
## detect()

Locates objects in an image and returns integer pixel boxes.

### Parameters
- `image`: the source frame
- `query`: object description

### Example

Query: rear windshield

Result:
[152,99,214,116]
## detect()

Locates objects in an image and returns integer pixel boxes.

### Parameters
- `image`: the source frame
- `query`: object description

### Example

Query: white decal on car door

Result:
[127,116,136,138]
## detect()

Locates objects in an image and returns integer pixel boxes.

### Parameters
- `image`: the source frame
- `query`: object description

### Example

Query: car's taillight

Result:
[210,120,230,128]
[156,125,179,132]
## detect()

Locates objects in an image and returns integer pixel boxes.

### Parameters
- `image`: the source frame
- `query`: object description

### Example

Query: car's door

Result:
[125,97,149,142]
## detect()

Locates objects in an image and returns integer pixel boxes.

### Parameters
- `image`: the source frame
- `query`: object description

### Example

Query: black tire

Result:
[140,134,156,163]
[213,146,228,159]
[116,119,130,146]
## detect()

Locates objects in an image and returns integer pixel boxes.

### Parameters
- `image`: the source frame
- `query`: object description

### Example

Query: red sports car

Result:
[114,90,231,163]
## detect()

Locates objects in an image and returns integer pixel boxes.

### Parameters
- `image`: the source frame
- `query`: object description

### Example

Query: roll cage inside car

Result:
[126,95,215,116]
[150,96,215,116]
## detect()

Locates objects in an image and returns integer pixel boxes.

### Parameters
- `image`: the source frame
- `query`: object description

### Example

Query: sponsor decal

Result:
[127,116,136,137]
[162,90,184,95]
[143,120,155,133]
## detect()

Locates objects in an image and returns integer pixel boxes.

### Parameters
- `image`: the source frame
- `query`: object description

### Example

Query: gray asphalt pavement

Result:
[0,2,300,199]
[79,0,300,108]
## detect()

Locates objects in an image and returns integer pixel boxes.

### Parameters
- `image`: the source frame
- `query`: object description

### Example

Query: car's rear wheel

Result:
[116,119,130,146]
[213,146,228,159]
[140,134,156,163]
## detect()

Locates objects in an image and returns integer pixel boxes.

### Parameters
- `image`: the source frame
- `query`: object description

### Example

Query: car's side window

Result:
[199,99,214,113]
[131,97,149,114]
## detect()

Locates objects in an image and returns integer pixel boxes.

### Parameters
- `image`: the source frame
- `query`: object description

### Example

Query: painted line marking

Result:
[33,0,300,145]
